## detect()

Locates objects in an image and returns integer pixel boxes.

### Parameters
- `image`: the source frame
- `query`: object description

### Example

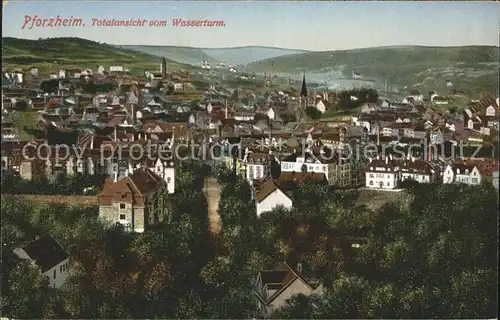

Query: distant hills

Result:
[3,37,498,96]
[2,37,192,72]
[246,45,500,94]
[122,45,308,67]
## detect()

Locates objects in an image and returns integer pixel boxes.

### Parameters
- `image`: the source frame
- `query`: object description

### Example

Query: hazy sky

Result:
[3,1,499,50]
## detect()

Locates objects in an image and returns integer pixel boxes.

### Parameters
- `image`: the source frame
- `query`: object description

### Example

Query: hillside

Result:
[202,46,308,66]
[123,45,308,67]
[247,45,500,95]
[122,45,218,67]
[2,37,193,73]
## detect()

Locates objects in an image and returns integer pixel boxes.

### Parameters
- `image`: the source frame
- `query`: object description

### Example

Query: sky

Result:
[2,1,499,51]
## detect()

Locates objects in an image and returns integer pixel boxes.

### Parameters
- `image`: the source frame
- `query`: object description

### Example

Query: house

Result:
[400,158,436,183]
[315,100,326,113]
[98,168,169,232]
[360,103,376,113]
[365,157,401,189]
[149,158,176,194]
[267,108,275,121]
[254,262,323,318]
[442,163,481,185]
[254,179,293,217]
[242,149,272,184]
[13,235,70,289]
[492,166,499,189]
[280,150,328,176]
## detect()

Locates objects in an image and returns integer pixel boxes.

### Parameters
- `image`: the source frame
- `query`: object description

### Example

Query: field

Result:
[2,37,195,74]
[4,110,40,141]
[247,45,500,96]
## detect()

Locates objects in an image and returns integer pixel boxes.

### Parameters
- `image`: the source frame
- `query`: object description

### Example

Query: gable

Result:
[269,277,314,306]
[259,187,291,204]
[485,105,496,116]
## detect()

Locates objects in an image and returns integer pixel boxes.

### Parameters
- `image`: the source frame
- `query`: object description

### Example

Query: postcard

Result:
[1,1,499,319]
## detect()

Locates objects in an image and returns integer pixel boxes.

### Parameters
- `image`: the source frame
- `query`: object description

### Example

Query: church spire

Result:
[300,72,308,97]
[161,57,167,79]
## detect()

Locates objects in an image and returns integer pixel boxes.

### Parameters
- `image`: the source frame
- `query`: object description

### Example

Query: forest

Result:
[1,161,498,319]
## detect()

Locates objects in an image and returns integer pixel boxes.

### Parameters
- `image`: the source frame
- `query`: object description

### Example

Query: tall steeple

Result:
[300,72,308,97]
[161,57,167,79]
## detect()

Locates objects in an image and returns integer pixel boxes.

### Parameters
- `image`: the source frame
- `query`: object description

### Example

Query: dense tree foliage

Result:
[1,162,497,318]
[305,106,322,120]
[1,173,106,195]
[337,88,379,109]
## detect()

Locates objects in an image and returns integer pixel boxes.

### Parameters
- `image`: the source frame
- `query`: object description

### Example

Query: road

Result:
[202,176,222,235]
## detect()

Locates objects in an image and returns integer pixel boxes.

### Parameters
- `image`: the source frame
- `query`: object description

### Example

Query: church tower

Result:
[300,72,308,98]
[297,72,308,121]
[161,57,167,79]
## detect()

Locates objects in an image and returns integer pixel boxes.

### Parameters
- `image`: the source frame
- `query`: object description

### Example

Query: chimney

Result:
[225,99,228,119]
[90,134,94,149]
[411,157,415,162]
[131,104,135,123]
[114,126,117,141]
[385,156,389,164]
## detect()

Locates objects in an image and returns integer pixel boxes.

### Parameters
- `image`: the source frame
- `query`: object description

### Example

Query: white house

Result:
[97,65,105,74]
[110,65,124,72]
[254,262,323,318]
[442,163,481,185]
[408,93,424,102]
[280,150,328,176]
[149,158,176,194]
[315,100,326,113]
[254,179,293,217]
[58,69,66,79]
[13,235,70,289]
[267,108,275,121]
[365,157,401,189]
[400,158,436,183]
[485,104,496,117]
[174,83,184,92]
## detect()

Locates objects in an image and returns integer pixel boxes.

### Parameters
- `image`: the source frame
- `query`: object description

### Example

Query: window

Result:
[53,269,56,279]
[369,180,373,186]
[387,182,390,186]
[60,265,63,273]
[120,203,126,209]
[120,214,126,220]
[369,174,374,178]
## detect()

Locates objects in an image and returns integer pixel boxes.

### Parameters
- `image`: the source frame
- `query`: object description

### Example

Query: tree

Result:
[2,261,50,319]
[305,106,322,120]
